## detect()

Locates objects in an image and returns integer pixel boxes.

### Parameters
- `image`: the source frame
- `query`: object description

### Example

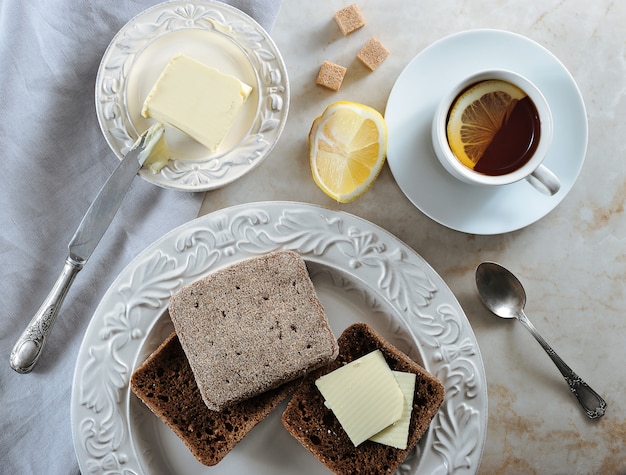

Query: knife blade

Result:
[10,131,152,373]
[69,140,146,263]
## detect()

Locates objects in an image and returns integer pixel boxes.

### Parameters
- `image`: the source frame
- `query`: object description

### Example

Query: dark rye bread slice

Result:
[130,332,299,466]
[281,322,445,475]
[168,250,338,411]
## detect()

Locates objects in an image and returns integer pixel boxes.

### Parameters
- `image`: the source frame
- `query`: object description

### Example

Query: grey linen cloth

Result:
[0,1,282,473]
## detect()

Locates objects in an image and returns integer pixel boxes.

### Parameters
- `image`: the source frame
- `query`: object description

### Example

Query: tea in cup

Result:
[432,70,560,195]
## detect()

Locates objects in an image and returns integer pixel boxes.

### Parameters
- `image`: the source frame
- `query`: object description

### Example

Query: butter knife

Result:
[10,131,153,373]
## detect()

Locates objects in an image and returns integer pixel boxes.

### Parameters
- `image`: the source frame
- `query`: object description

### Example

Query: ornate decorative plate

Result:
[71,202,487,474]
[95,1,289,191]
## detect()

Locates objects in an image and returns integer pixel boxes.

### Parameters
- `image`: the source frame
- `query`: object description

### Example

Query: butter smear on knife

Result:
[133,123,170,174]
[141,53,252,153]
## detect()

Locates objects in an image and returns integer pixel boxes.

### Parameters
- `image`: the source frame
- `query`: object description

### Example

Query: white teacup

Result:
[431,70,560,195]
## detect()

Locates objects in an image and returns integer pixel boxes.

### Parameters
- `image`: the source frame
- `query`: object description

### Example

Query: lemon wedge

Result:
[309,101,387,203]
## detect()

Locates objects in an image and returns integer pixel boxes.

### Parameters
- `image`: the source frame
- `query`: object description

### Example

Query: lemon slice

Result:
[446,80,526,169]
[309,101,387,203]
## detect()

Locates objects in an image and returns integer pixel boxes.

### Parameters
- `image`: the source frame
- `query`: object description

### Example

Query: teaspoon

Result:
[475,262,606,419]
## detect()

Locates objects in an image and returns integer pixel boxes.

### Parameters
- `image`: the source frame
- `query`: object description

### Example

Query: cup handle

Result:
[526,164,561,196]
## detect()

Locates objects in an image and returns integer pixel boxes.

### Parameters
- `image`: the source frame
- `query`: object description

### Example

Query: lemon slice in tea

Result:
[446,80,526,170]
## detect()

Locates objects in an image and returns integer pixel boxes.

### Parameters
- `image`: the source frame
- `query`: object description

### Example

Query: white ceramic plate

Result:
[385,29,587,235]
[71,201,487,475]
[95,0,289,192]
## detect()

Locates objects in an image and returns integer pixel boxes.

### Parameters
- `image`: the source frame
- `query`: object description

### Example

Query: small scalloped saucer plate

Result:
[95,0,289,192]
[70,201,487,475]
[385,29,587,234]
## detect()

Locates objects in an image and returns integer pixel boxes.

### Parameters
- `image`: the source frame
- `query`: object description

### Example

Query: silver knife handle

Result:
[10,257,83,373]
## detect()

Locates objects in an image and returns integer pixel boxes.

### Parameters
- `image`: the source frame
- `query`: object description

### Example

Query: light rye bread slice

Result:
[281,322,445,475]
[168,250,338,411]
[130,332,299,466]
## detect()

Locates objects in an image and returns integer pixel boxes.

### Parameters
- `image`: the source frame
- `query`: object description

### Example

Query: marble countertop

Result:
[200,1,626,473]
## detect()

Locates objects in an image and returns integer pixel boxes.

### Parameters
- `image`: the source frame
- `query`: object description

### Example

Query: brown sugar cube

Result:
[334,4,366,36]
[357,37,390,71]
[316,61,347,91]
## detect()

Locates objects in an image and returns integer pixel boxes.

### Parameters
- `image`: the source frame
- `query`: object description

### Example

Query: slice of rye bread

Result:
[281,322,445,475]
[130,332,300,466]
[168,250,339,411]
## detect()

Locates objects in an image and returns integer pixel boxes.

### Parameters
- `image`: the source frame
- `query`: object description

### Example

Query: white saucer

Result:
[385,29,587,235]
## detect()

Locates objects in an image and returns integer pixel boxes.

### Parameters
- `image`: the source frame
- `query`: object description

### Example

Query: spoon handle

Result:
[518,312,607,419]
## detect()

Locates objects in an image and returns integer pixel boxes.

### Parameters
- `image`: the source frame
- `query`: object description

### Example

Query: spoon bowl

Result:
[475,261,607,419]
[475,262,526,319]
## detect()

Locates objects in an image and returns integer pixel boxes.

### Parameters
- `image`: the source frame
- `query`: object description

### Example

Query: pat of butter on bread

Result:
[142,53,252,153]
[369,370,416,449]
[315,350,404,446]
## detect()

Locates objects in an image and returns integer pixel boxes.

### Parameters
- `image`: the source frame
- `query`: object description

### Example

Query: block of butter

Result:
[369,370,416,449]
[141,53,252,152]
[315,350,404,446]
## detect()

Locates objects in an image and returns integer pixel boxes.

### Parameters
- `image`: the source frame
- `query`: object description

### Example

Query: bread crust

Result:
[168,250,338,411]
[130,332,299,466]
[281,322,445,474]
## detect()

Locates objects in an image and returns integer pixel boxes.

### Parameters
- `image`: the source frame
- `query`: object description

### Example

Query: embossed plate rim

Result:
[70,201,487,474]
[95,0,289,192]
